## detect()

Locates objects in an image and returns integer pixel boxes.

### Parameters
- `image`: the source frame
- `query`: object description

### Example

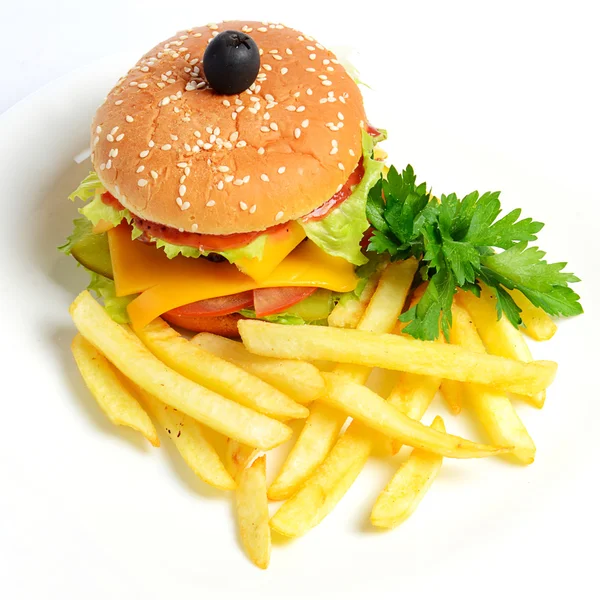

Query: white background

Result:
[1,1,599,599]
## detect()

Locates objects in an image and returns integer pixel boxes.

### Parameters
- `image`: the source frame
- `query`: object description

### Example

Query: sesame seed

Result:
[151,170,158,179]
[232,112,238,120]
[275,211,284,220]
[181,201,191,210]
[130,81,138,87]
[270,122,278,131]
[225,175,234,183]
[339,96,346,104]
[306,67,316,72]
[349,149,356,156]
[136,165,145,173]
[138,179,148,187]
[265,94,275,102]
[258,147,265,155]
[109,148,118,157]
[93,136,99,146]
[306,45,315,51]
[338,162,345,170]
[295,128,301,139]
[263,64,272,71]
[95,126,102,134]
[230,131,239,142]
[243,175,250,183]
[236,106,245,113]
[318,75,328,80]
[106,160,112,169]
[240,201,248,209]
[297,105,306,112]
[179,185,187,196]
[258,27,268,32]
[327,67,335,72]
[236,141,247,148]
[273,54,282,61]
[114,100,124,106]
[248,107,258,115]
[125,115,134,123]
[223,99,231,107]
[286,105,296,112]
[332,140,338,147]
[330,147,338,155]
[106,134,114,142]
[217,181,224,190]
[309,53,316,60]
[210,134,216,143]
[191,223,199,232]
[249,205,257,214]
[216,165,229,173]
[161,97,170,106]
[193,145,200,152]
[100,163,106,170]
[278,166,286,174]
[281,67,288,75]
[266,102,276,109]
[316,43,325,50]
[176,197,183,207]
[322,80,332,86]
[319,98,327,104]
[206,199,216,207]
[338,112,345,121]
[179,175,186,184]
[138,83,148,88]
[161,144,172,150]
[261,173,270,182]
[260,126,270,133]
[269,49,279,54]
[323,59,330,65]
[286,48,293,55]
[306,88,313,95]
[140,150,149,158]
[298,36,304,41]
[234,179,244,186]
[116,134,125,142]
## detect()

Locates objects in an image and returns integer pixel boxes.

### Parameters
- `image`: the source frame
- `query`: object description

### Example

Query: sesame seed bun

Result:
[90,20,366,235]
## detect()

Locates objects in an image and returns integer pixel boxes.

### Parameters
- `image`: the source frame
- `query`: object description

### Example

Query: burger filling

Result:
[60,129,385,328]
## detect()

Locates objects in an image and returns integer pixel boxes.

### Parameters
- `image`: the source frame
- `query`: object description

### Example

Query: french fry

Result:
[439,380,464,415]
[226,438,259,476]
[231,454,271,569]
[191,333,324,404]
[449,304,536,464]
[71,334,159,446]
[509,288,558,341]
[70,292,292,450]
[270,427,372,537]
[135,386,236,490]
[320,373,510,458]
[327,270,382,329]
[457,286,545,408]
[135,318,308,421]
[239,321,557,396]
[371,416,446,529]
[268,260,417,500]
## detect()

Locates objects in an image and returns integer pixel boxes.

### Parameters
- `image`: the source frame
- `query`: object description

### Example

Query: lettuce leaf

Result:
[299,131,384,266]
[69,172,103,202]
[87,271,135,324]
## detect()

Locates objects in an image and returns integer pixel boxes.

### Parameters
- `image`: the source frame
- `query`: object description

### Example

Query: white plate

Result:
[1,50,598,600]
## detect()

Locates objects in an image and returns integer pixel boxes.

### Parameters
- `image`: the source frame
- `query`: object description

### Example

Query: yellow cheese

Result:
[107,225,358,329]
[235,221,306,281]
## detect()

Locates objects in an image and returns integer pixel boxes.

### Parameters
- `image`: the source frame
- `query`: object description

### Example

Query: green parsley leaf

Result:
[365,164,583,340]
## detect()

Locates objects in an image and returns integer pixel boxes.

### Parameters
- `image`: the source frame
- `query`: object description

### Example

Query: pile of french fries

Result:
[69,259,558,568]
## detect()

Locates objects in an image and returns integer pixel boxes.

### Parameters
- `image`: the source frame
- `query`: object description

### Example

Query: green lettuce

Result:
[299,131,384,265]
[69,172,104,202]
[87,271,135,323]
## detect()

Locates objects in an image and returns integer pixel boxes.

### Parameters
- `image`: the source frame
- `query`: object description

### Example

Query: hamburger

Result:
[61,20,386,336]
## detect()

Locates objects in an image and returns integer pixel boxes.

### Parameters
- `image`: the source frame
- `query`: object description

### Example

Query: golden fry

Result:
[71,334,159,446]
[509,289,558,341]
[135,387,236,490]
[70,292,292,450]
[239,321,557,396]
[449,304,536,464]
[439,380,464,415]
[371,416,445,529]
[457,286,545,408]
[327,270,381,329]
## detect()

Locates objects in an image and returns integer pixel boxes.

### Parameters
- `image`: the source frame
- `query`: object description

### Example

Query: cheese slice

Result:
[108,224,358,329]
[235,221,306,281]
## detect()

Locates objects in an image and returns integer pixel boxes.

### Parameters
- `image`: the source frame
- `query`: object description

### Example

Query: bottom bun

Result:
[162,312,245,338]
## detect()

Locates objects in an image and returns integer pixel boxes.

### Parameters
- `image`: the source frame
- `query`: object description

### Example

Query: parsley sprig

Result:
[366,165,583,340]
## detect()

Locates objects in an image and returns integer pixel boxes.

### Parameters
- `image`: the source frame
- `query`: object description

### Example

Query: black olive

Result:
[202,30,260,95]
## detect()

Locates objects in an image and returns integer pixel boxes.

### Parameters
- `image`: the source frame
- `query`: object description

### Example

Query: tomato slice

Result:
[253,287,317,317]
[163,291,253,319]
